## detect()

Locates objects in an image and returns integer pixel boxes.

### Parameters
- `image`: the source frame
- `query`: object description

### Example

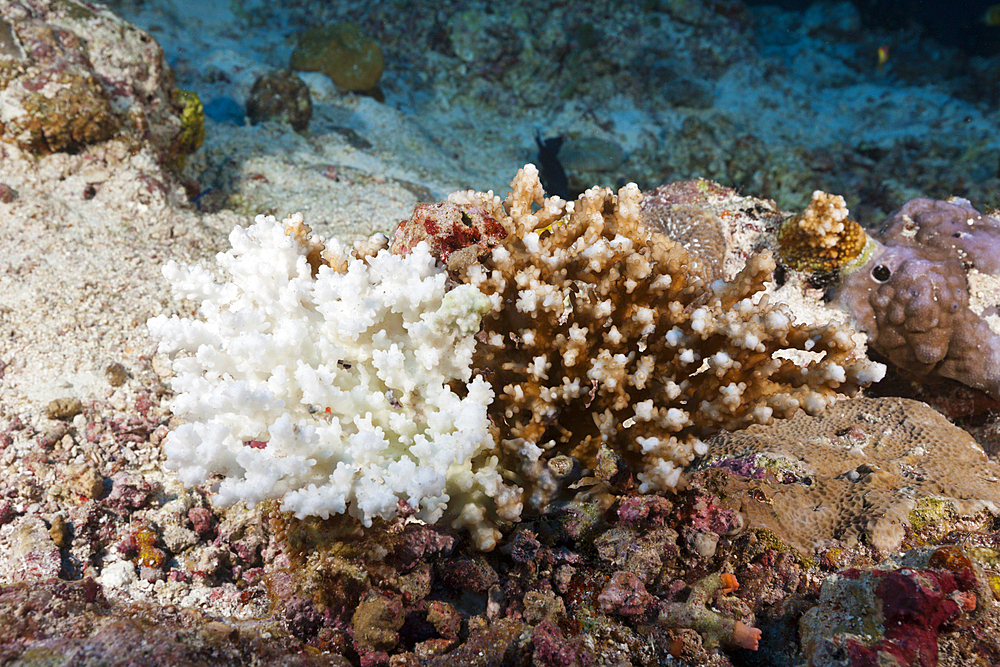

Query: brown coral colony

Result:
[397,166,884,513]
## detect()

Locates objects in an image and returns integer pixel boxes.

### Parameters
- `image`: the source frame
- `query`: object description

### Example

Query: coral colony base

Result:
[148,165,885,551]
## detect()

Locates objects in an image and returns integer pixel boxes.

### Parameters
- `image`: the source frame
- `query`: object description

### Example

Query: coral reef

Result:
[704,397,1000,555]
[641,188,729,283]
[638,178,787,283]
[829,197,1000,399]
[263,479,769,665]
[147,213,520,551]
[452,165,884,511]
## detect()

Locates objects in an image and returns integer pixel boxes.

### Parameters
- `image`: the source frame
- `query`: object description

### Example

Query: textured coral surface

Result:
[706,397,1000,555]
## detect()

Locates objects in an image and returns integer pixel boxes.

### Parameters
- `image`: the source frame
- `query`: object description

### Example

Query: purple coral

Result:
[833,198,1000,399]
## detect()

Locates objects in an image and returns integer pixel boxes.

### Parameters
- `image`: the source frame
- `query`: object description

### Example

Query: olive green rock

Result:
[290,23,384,92]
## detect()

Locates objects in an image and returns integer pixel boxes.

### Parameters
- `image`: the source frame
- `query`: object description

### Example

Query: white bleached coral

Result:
[148,213,521,550]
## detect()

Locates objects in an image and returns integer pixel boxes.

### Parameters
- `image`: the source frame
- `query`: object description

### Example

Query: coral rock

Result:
[392,201,507,272]
[800,546,987,667]
[598,570,656,618]
[352,590,405,653]
[246,69,312,132]
[2,516,62,582]
[0,1,193,166]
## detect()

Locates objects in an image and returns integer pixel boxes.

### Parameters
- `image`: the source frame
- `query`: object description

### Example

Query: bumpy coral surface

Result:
[706,397,1000,555]
[832,198,1000,399]
[638,178,787,283]
[147,214,520,551]
[452,165,885,511]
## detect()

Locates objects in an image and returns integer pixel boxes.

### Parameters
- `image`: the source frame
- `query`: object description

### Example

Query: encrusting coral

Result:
[444,165,885,511]
[704,397,1000,555]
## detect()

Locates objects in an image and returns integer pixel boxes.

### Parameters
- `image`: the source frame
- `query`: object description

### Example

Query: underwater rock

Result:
[799,545,988,667]
[246,69,312,132]
[0,578,344,665]
[391,201,506,272]
[0,0,193,166]
[2,516,62,582]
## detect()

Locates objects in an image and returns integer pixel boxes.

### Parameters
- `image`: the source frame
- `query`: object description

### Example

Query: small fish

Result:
[535,131,569,200]
[982,3,1000,26]
[876,44,890,75]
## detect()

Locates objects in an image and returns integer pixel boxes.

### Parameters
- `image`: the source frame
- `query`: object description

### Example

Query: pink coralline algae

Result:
[390,201,507,271]
[832,198,1000,399]
[800,545,986,667]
